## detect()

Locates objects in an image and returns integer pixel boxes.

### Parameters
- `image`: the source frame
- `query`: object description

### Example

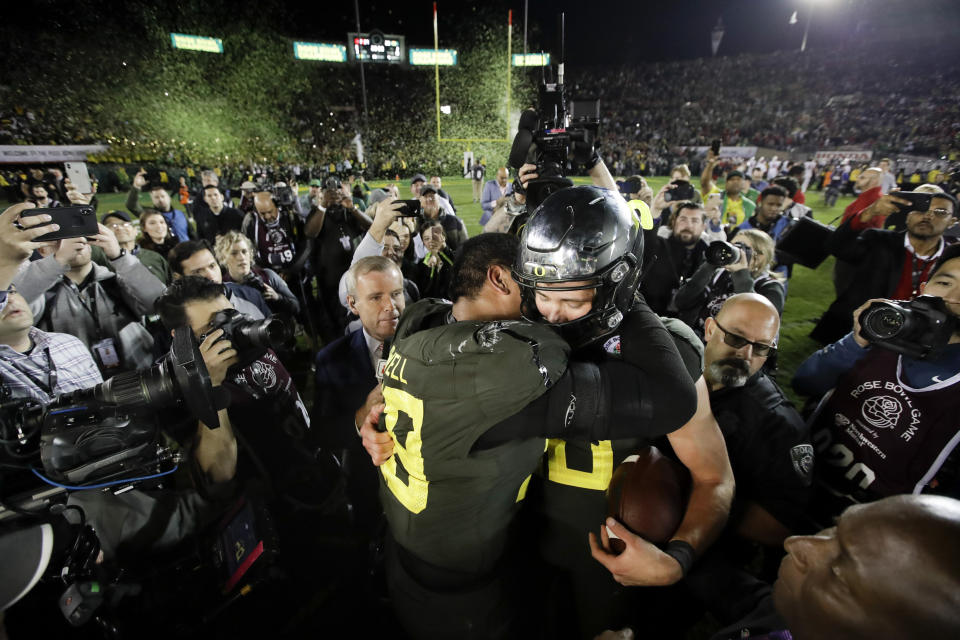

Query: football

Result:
[605,445,691,554]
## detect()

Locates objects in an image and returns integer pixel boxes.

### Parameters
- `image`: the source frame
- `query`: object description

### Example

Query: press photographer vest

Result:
[810,347,960,505]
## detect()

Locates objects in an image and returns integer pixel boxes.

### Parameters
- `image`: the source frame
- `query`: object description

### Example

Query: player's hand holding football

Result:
[588,518,684,586]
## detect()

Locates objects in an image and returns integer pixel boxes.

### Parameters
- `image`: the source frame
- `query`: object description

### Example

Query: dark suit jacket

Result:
[812,219,919,344]
[313,328,377,450]
[313,328,383,533]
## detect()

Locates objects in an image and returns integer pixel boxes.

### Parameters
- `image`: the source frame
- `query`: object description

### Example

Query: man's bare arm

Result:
[701,150,718,194]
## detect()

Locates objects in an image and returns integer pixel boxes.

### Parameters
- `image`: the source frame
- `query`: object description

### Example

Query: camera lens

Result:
[861,305,908,340]
[705,241,740,267]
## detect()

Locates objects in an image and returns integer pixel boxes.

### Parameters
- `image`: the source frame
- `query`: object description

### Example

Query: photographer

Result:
[240,190,310,277]
[215,231,300,316]
[674,229,785,340]
[651,165,701,226]
[155,277,310,497]
[811,186,957,344]
[793,244,960,527]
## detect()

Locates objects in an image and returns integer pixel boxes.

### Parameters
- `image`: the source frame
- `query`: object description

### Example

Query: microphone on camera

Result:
[509,109,540,169]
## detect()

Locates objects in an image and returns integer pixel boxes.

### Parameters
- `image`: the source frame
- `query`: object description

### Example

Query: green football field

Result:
[35,175,852,406]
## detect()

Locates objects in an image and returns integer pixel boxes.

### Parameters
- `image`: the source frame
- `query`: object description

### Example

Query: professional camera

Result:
[706,241,752,267]
[858,295,958,359]
[271,181,297,208]
[204,308,293,368]
[0,327,220,500]
[508,30,600,209]
[241,272,267,294]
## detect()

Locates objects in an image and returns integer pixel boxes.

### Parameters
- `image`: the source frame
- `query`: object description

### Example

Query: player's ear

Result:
[489,265,511,295]
[347,295,358,315]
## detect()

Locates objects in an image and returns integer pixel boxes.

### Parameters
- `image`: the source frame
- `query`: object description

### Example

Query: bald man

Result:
[240,190,309,275]
[710,494,960,639]
[680,294,814,622]
[480,167,513,226]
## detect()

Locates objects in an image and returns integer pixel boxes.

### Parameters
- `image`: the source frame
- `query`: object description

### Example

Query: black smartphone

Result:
[20,206,99,242]
[710,139,722,155]
[393,199,423,219]
[893,191,934,215]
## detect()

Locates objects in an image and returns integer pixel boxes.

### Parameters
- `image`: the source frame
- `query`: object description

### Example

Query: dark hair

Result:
[383,229,400,242]
[673,201,706,222]
[419,219,443,235]
[787,165,804,178]
[762,184,791,200]
[202,184,221,193]
[149,184,168,193]
[155,276,227,329]
[931,243,960,277]
[448,233,519,301]
[168,239,216,275]
[932,191,959,214]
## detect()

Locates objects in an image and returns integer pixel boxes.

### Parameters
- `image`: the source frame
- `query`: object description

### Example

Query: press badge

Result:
[93,338,121,368]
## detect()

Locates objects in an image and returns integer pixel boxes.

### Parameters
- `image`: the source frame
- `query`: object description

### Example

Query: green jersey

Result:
[379,299,569,573]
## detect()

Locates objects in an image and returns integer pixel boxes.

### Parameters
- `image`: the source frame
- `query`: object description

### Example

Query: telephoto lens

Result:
[859,301,912,341]
[705,241,743,267]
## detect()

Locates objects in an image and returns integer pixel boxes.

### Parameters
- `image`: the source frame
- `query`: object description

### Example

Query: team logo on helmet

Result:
[525,262,559,278]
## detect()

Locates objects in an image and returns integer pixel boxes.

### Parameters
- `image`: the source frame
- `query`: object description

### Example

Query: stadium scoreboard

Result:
[348,31,404,64]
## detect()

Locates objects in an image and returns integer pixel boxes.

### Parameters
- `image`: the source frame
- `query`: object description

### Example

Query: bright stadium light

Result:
[440,105,451,115]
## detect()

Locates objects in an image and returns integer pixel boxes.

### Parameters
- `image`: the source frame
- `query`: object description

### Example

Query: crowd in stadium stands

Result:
[2,140,960,639]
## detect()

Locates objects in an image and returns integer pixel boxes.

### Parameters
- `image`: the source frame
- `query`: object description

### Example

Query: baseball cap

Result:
[727,170,745,179]
[309,179,322,187]
[102,210,132,224]
[410,173,427,185]
[241,181,256,190]
[419,183,438,196]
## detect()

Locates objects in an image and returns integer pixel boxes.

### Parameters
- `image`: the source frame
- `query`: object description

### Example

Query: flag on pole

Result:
[711,18,725,57]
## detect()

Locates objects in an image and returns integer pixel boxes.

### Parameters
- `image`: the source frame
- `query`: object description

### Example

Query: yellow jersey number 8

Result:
[381,387,429,513]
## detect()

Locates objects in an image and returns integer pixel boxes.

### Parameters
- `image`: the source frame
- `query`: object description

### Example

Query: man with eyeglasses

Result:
[680,293,814,625]
[99,210,171,284]
[812,185,958,344]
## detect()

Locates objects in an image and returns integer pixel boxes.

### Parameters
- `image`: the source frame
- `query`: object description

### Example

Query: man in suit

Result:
[313,256,406,535]
[811,187,957,344]
[480,167,513,226]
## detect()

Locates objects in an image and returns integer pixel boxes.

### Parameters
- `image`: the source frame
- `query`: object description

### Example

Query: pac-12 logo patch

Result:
[603,335,621,355]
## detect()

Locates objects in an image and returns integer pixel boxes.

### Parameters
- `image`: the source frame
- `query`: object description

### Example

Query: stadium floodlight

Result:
[512,53,550,67]
[169,33,223,53]
[410,48,458,66]
[294,41,347,62]
[440,105,452,115]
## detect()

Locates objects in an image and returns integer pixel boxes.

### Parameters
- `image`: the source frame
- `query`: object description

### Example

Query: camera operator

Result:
[675,230,785,340]
[168,239,270,319]
[126,170,194,242]
[215,231,300,317]
[793,244,960,528]
[240,190,310,277]
[193,185,244,245]
[811,186,957,344]
[701,150,756,228]
[12,222,166,375]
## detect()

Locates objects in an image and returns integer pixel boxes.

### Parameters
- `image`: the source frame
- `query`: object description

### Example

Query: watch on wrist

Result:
[111,248,127,260]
